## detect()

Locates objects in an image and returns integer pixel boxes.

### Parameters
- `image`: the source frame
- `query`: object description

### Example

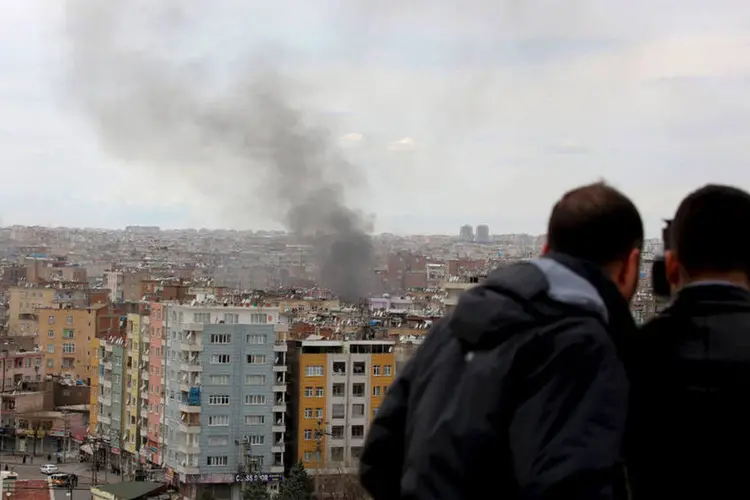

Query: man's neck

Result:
[683,271,749,290]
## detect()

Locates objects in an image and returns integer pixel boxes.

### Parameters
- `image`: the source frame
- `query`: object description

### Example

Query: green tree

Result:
[242,480,271,500]
[277,461,314,500]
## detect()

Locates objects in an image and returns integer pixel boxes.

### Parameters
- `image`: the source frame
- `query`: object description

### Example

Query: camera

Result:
[652,219,673,297]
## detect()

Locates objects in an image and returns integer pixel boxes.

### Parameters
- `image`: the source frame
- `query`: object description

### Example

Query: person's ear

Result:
[665,250,681,289]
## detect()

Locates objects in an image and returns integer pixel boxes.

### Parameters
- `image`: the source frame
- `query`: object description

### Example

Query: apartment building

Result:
[145,302,167,466]
[294,339,395,473]
[97,334,127,467]
[441,277,482,316]
[0,344,44,393]
[7,286,56,335]
[123,312,147,475]
[162,305,286,499]
[37,306,99,381]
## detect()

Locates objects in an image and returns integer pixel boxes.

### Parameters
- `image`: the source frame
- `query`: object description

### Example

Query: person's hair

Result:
[670,184,750,276]
[547,182,643,265]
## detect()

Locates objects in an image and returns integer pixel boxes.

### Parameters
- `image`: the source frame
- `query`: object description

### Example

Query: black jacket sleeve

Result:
[359,354,414,500]
[509,320,629,500]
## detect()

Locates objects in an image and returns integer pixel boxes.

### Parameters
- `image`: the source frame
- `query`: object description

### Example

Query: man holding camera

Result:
[626,185,750,499]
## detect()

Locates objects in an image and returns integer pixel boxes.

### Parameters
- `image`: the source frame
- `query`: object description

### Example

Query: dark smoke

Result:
[63,1,374,302]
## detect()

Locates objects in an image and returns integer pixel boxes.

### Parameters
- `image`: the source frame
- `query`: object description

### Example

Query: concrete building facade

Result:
[7,287,56,336]
[145,302,167,466]
[37,306,98,382]
[162,305,285,500]
[295,340,395,473]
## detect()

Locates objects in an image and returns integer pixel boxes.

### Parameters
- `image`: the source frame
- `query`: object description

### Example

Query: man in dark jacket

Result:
[626,185,750,499]
[360,182,643,500]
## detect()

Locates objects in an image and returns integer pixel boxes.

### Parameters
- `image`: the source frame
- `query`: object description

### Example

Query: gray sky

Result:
[2,0,750,236]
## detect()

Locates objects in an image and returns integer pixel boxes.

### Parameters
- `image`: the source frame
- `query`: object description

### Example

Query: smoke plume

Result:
[63,1,374,302]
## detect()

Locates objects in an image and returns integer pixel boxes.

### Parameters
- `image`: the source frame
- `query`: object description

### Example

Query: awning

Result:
[80,444,93,455]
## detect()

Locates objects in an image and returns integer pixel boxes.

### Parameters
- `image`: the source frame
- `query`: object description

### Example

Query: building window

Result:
[303,451,322,462]
[352,384,365,397]
[62,343,75,354]
[373,365,381,376]
[47,345,54,354]
[245,415,264,425]
[208,436,229,446]
[305,365,324,377]
[249,313,267,324]
[245,375,265,386]
[352,425,365,438]
[332,362,346,374]
[331,447,344,462]
[331,426,344,439]
[223,313,239,325]
[47,330,54,338]
[372,407,379,418]
[48,316,55,325]
[245,395,266,405]
[315,408,323,419]
[210,354,230,364]
[304,429,313,441]
[62,329,74,339]
[353,362,366,375]
[66,316,73,325]
[206,456,228,466]
[46,359,53,369]
[246,334,266,344]
[193,313,211,324]
[210,334,231,344]
[209,375,230,385]
[208,395,230,405]
[304,387,313,398]
[332,404,345,419]
[373,386,381,396]
[315,388,324,398]
[384,365,393,376]
[352,404,365,418]
[247,435,264,445]
[207,415,229,427]
[332,384,345,397]
[246,355,266,364]
[304,408,312,419]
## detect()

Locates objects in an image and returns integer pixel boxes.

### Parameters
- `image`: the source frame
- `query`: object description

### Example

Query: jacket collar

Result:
[545,251,637,350]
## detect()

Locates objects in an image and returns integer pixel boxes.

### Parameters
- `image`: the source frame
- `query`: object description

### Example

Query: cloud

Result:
[338,132,365,148]
[548,140,589,155]
[387,137,416,152]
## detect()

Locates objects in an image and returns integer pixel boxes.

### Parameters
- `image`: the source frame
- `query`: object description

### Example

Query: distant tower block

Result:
[459,224,474,242]
[475,225,490,243]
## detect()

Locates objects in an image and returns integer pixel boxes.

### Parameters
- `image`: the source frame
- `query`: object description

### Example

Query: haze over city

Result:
[3,0,750,237]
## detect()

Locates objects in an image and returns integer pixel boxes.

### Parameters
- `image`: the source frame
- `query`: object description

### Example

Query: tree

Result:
[242,480,271,500]
[277,461,314,500]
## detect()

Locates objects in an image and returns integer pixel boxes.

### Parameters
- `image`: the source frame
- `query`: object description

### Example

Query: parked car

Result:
[40,463,58,475]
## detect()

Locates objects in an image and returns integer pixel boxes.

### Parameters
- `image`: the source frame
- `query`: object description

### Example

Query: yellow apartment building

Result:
[296,340,396,473]
[7,286,56,335]
[123,313,144,457]
[37,306,96,381]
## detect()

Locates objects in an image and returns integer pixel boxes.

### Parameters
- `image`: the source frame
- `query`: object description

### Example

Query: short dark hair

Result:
[547,182,643,265]
[671,184,750,275]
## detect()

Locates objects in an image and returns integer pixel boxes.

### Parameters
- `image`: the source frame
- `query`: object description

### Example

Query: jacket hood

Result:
[449,256,609,349]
